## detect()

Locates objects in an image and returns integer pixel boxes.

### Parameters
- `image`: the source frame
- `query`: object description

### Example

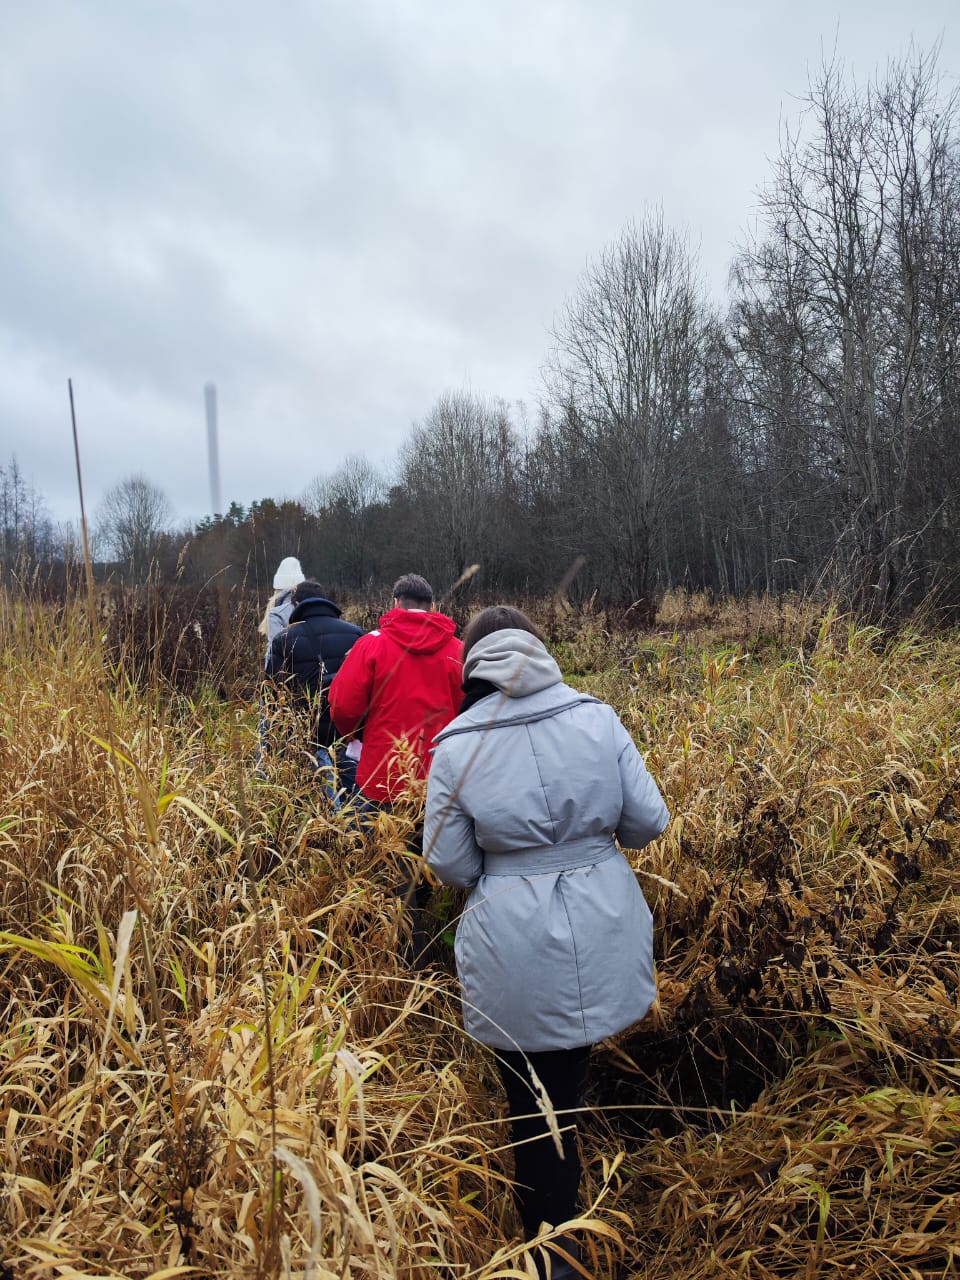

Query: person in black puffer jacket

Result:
[264,581,365,794]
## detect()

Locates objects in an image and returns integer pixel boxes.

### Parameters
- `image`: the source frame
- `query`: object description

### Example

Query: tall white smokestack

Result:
[204,382,222,517]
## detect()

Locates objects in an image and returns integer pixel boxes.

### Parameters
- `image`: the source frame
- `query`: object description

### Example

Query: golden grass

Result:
[1,591,958,1278]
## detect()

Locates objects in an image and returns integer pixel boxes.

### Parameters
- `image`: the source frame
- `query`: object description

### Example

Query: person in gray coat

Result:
[424,605,669,1277]
[259,556,306,665]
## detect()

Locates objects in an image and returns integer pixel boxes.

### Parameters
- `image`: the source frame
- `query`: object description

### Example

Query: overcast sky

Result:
[1,1,957,529]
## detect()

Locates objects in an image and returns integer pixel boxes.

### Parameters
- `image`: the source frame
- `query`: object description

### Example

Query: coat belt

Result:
[481,836,619,876]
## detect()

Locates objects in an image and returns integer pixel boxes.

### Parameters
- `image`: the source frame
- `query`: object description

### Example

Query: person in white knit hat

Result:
[259,556,305,664]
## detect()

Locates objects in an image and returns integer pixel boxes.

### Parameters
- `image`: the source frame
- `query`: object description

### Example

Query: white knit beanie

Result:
[273,556,305,590]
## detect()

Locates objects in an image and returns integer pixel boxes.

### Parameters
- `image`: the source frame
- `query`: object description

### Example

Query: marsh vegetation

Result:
[1,589,958,1278]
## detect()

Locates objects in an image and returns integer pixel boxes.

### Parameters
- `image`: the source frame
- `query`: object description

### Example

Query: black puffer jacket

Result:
[265,596,364,747]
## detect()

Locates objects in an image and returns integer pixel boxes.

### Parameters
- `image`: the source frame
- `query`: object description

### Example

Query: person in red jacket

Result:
[329,573,463,805]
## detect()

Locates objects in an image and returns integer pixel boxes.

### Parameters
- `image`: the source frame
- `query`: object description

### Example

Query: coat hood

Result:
[288,595,341,624]
[379,607,457,655]
[462,628,562,697]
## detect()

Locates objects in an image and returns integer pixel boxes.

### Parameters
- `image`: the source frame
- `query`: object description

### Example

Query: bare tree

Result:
[97,474,173,582]
[1,456,58,580]
[740,47,960,614]
[398,391,522,588]
[543,213,709,616]
[727,268,839,593]
[305,454,386,588]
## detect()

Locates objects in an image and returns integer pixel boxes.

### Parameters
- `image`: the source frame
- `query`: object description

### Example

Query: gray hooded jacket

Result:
[424,629,669,1052]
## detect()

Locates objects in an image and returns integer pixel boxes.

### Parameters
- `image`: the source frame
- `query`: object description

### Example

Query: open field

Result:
[1,590,958,1279]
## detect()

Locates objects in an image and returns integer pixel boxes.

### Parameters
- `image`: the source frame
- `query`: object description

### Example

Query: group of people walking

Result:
[260,559,462,807]
[260,559,670,1279]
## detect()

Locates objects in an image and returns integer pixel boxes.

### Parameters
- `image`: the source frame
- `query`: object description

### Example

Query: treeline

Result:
[5,51,960,621]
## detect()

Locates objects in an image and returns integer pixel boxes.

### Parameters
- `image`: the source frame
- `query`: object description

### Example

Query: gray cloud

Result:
[1,0,956,525]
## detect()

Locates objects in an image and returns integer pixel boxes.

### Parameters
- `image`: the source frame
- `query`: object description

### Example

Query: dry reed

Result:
[1,590,957,1278]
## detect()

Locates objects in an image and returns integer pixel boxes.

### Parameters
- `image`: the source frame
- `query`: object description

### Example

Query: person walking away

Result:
[264,580,364,798]
[329,573,463,959]
[423,606,670,1278]
[329,573,462,806]
[256,556,307,775]
[259,556,306,665]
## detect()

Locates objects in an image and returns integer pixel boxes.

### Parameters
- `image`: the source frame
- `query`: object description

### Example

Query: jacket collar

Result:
[435,682,600,742]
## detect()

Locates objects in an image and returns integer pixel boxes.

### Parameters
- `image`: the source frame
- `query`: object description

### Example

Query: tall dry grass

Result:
[1,589,958,1278]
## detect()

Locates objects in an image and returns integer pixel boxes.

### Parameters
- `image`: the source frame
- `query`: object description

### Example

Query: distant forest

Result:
[4,51,960,622]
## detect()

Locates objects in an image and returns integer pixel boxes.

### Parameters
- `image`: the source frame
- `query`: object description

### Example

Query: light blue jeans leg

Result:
[314,745,341,809]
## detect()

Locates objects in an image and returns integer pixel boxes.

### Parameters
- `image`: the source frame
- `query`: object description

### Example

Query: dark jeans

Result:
[495,1045,592,1239]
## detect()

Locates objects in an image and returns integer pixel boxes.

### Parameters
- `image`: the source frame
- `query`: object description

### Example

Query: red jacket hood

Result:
[378,608,458,654]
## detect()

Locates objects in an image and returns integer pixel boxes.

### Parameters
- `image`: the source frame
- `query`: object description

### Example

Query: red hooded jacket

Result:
[328,608,463,803]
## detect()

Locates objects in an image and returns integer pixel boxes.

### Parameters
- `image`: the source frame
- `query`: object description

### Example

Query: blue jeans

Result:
[315,744,359,809]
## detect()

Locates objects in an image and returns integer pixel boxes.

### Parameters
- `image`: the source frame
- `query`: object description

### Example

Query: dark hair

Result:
[461,606,545,663]
[392,573,434,606]
[292,580,326,605]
